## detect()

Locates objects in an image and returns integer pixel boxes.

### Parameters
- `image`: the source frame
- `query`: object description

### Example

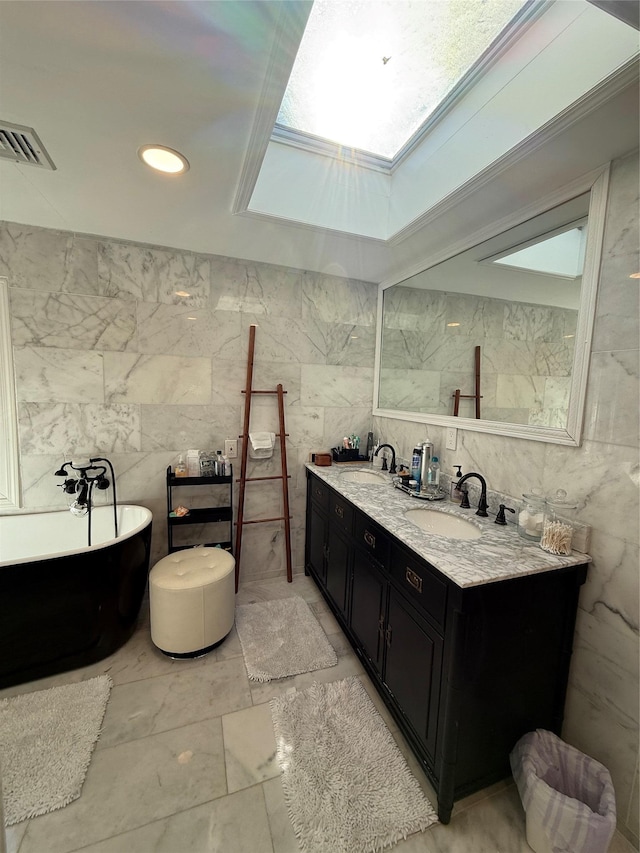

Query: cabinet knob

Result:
[405,567,423,593]
[335,505,344,519]
[364,530,376,548]
[385,625,393,648]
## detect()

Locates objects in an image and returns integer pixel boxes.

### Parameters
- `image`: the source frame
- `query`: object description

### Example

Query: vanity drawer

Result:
[354,512,390,567]
[390,543,447,630]
[309,476,329,512]
[329,493,353,534]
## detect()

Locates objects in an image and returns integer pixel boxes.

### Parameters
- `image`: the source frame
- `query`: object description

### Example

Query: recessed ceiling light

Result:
[630,272,640,279]
[175,290,190,298]
[563,334,575,339]
[187,316,198,321]
[138,145,189,175]
[447,322,460,327]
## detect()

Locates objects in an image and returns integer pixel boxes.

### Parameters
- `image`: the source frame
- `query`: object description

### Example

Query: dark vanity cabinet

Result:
[305,469,587,824]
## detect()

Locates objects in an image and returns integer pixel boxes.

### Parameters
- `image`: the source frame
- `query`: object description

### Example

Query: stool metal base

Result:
[157,629,231,660]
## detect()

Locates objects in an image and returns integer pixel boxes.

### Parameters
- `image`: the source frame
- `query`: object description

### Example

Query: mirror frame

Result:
[373,164,611,446]
[0,277,21,507]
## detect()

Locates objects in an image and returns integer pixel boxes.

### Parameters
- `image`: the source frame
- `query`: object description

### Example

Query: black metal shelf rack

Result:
[166,465,233,554]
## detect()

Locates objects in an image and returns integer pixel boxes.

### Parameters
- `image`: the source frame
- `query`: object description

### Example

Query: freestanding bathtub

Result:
[0,505,152,688]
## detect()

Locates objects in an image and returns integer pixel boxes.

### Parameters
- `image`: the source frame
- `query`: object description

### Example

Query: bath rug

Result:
[270,676,438,853]
[0,675,112,825]
[235,596,337,682]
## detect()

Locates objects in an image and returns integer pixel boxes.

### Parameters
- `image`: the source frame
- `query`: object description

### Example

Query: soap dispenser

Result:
[450,465,463,503]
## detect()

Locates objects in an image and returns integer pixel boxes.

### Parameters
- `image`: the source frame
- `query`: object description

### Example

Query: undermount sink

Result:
[405,508,482,540]
[340,469,388,485]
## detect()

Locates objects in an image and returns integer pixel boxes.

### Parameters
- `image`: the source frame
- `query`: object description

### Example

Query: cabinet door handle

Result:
[314,487,323,499]
[385,625,393,648]
[405,568,423,593]
[335,505,344,519]
[364,530,376,549]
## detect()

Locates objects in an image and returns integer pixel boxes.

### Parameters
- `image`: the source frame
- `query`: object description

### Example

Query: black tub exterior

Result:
[0,518,152,689]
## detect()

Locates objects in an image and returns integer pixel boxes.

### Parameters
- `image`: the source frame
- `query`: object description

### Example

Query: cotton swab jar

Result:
[540,489,578,556]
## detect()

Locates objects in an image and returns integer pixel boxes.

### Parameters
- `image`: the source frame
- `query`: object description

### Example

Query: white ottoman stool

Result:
[149,548,235,657]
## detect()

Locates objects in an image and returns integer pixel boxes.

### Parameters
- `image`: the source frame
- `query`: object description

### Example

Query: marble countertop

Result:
[306,463,591,589]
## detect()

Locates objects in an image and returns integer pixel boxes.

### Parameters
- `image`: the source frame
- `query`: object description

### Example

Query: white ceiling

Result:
[0,0,638,285]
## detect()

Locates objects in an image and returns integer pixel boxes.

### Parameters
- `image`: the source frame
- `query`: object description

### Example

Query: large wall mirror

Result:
[373,167,610,445]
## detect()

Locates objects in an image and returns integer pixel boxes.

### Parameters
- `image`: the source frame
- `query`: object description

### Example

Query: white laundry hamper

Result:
[510,729,616,853]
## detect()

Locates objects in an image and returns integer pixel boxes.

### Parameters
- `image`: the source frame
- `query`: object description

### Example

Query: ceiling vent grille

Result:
[0,121,56,170]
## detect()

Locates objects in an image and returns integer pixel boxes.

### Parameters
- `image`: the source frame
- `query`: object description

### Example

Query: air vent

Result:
[0,121,56,170]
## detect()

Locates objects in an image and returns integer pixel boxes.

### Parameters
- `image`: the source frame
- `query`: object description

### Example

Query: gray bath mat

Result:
[270,676,438,853]
[0,675,112,825]
[235,596,337,682]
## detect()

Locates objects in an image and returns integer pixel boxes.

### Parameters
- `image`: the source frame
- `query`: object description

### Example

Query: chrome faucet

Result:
[374,443,397,474]
[457,472,489,517]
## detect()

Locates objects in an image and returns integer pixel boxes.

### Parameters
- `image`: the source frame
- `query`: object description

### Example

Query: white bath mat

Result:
[0,675,112,825]
[235,596,337,682]
[270,676,438,853]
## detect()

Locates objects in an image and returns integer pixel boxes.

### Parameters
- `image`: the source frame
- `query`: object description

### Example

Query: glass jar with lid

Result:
[540,489,578,555]
[517,491,546,541]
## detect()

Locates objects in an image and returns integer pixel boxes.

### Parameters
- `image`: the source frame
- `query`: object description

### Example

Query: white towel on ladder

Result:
[249,432,275,458]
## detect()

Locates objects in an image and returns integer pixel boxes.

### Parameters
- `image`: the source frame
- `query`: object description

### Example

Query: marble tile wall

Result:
[380,288,576,425]
[375,150,640,847]
[0,227,378,580]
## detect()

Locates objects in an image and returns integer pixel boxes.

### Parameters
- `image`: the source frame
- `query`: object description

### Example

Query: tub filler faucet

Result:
[55,457,118,544]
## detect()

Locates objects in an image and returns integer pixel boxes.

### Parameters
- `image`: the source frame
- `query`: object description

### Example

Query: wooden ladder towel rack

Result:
[452,345,483,419]
[234,324,292,592]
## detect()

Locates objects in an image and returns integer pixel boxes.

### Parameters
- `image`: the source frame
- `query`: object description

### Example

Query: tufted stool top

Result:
[150,548,235,590]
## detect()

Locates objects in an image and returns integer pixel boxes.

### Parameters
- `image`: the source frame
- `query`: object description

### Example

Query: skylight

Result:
[276,0,530,160]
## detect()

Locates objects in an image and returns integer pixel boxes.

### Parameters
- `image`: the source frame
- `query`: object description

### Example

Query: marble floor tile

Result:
[4,571,636,853]
[98,657,252,749]
[71,786,274,853]
[18,719,227,853]
[222,702,280,793]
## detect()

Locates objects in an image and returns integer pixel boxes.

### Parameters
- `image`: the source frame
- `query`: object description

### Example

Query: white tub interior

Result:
[0,505,153,566]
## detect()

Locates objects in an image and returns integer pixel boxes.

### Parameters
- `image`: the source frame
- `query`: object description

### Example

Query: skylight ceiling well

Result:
[276,0,529,160]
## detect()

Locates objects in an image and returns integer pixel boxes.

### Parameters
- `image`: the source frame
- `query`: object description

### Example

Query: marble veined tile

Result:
[481,338,536,376]
[18,402,140,455]
[543,439,639,546]
[14,346,104,403]
[18,719,227,853]
[382,287,447,334]
[543,376,571,410]
[534,340,575,376]
[222,702,279,793]
[495,373,546,409]
[378,368,441,412]
[137,302,242,359]
[242,313,326,365]
[9,289,137,351]
[581,529,639,635]
[321,407,373,450]
[0,223,98,295]
[262,776,300,853]
[301,364,374,408]
[570,607,639,725]
[73,786,275,853]
[98,241,210,305]
[583,349,639,448]
[503,303,555,342]
[301,272,377,326]
[140,403,242,452]
[209,255,303,319]
[324,322,376,368]
[104,353,211,404]
[444,293,504,339]
[98,658,252,749]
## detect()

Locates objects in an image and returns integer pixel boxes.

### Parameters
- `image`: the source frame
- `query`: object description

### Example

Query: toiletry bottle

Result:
[450,465,463,502]
[419,441,433,493]
[427,456,440,495]
[215,449,223,475]
[223,454,232,476]
[175,454,187,478]
[186,449,200,478]
[411,445,423,486]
